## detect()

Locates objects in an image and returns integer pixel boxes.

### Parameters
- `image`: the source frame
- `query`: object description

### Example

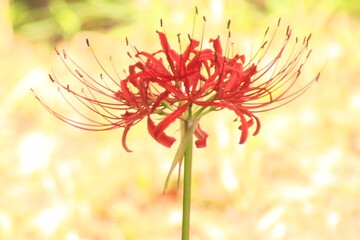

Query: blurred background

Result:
[1,0,360,239]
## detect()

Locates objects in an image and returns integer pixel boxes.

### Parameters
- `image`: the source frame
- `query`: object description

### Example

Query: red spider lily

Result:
[32,17,320,152]
[125,18,320,147]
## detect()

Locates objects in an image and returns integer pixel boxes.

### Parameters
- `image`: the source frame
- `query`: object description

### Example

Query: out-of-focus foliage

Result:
[256,0,360,16]
[11,0,133,43]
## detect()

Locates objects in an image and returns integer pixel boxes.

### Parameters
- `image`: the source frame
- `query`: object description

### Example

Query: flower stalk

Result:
[182,119,194,240]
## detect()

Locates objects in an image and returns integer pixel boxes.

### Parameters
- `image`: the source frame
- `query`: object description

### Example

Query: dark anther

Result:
[49,74,55,83]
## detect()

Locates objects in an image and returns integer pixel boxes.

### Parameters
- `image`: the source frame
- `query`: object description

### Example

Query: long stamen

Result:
[199,16,206,51]
[191,6,198,38]
[225,19,231,58]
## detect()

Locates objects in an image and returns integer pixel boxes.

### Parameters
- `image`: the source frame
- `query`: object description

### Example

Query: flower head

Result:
[33,14,320,152]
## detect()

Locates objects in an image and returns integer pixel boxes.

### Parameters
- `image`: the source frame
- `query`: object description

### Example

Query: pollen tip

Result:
[306,49,312,58]
[75,69,83,78]
[203,16,207,22]
[54,47,60,55]
[177,33,181,43]
[261,40,268,49]
[86,38,90,47]
[265,26,269,36]
[277,17,281,26]
[160,18,163,27]
[49,74,55,83]
[126,37,129,46]
[187,34,192,41]
[306,33,312,47]
[195,6,198,15]
[227,19,231,29]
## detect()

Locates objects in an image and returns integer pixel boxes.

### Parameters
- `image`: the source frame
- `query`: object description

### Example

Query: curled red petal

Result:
[152,103,189,138]
[252,115,261,136]
[237,112,249,144]
[122,124,133,152]
[147,117,176,148]
[194,123,208,148]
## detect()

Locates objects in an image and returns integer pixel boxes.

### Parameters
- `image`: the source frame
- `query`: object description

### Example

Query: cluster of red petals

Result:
[127,31,259,148]
[34,21,319,151]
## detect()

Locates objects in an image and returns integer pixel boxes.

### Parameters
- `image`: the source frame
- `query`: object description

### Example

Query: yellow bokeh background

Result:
[1,0,360,239]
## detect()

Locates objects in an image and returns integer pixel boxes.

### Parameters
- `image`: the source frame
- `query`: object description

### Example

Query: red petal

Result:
[122,125,133,152]
[147,103,189,147]
[210,36,223,56]
[182,37,200,61]
[155,103,189,134]
[237,112,249,144]
[194,123,209,148]
[252,115,261,136]
[147,118,176,148]
[210,37,224,67]
[157,31,179,74]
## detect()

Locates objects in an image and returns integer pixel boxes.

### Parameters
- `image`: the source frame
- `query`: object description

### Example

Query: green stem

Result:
[182,120,193,240]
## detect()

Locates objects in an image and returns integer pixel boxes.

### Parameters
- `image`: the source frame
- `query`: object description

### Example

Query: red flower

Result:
[33,18,320,151]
